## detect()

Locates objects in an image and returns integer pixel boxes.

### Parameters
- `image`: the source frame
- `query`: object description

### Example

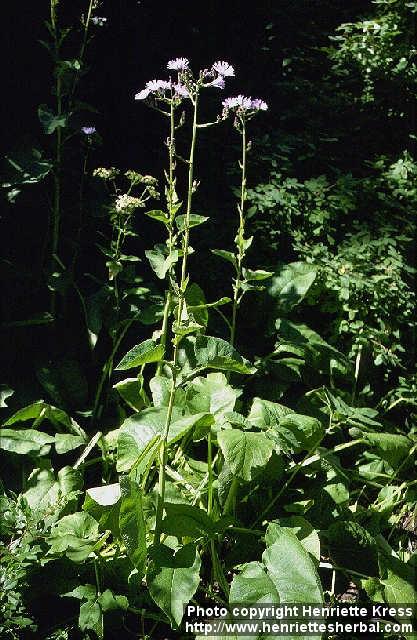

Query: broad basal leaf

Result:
[148,543,201,627]
[262,525,323,605]
[230,561,279,604]
[266,517,320,564]
[362,432,412,468]
[268,413,324,453]
[248,397,293,428]
[218,429,274,481]
[55,433,85,454]
[48,512,100,562]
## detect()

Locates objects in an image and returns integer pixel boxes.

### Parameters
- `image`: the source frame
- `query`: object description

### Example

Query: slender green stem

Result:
[154,92,199,545]
[223,477,239,515]
[157,101,176,376]
[92,314,139,424]
[94,559,101,596]
[69,0,94,103]
[230,120,247,347]
[207,430,213,516]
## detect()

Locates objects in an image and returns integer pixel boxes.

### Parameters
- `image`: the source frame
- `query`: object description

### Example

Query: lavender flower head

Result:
[250,98,268,111]
[222,95,268,118]
[212,61,235,77]
[135,79,172,101]
[167,57,189,71]
[81,126,96,135]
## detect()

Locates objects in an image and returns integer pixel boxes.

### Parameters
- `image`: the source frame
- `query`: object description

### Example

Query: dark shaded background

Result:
[4,0,412,396]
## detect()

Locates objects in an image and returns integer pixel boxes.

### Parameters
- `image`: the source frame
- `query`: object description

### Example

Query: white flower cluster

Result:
[115,194,143,213]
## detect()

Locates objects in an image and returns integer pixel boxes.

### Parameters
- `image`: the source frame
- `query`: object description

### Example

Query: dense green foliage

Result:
[1,1,416,639]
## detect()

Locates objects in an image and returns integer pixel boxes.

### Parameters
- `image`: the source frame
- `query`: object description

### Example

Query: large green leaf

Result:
[119,477,146,573]
[55,433,85,454]
[117,407,212,472]
[362,432,412,468]
[218,429,274,481]
[149,376,186,408]
[262,526,323,605]
[79,600,103,639]
[380,554,417,606]
[230,561,279,604]
[0,428,55,455]
[3,399,85,437]
[115,338,164,370]
[113,377,146,411]
[175,214,209,231]
[161,503,217,539]
[228,562,280,640]
[265,518,320,564]
[186,373,239,418]
[193,336,255,374]
[48,512,100,562]
[274,319,349,375]
[148,543,201,627]
[145,244,179,279]
[268,413,324,453]
[268,262,317,312]
[248,397,293,428]
[23,464,81,517]
[83,483,121,535]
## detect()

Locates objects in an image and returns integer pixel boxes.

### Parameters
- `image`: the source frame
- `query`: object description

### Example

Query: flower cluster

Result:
[201,60,235,89]
[93,167,120,180]
[222,95,268,119]
[135,58,236,103]
[125,170,158,186]
[124,171,159,198]
[135,79,189,101]
[211,60,235,77]
[115,194,144,214]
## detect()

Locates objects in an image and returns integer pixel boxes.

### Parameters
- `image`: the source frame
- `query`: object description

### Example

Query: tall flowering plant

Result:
[133,58,240,545]
[218,95,270,347]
